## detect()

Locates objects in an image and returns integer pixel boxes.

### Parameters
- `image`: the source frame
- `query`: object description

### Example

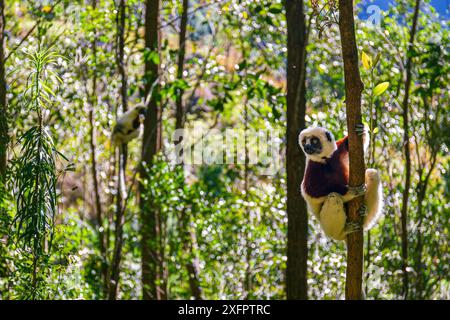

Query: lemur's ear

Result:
[325,131,333,142]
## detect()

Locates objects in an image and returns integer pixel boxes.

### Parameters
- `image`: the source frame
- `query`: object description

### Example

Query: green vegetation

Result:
[0,0,448,300]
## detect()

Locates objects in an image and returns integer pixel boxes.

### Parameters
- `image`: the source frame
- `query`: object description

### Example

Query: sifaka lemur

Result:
[111,105,147,146]
[299,124,383,241]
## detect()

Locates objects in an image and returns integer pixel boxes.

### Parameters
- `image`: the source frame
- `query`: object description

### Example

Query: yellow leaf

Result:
[373,82,389,96]
[362,51,372,70]
[242,11,248,19]
[42,5,52,13]
[373,127,379,134]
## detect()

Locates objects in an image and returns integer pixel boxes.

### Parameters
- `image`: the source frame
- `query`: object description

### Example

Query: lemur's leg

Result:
[319,193,347,241]
[363,168,383,230]
[301,185,326,221]
[307,201,323,221]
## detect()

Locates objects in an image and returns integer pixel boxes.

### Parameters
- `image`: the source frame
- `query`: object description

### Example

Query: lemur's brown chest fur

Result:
[303,136,350,198]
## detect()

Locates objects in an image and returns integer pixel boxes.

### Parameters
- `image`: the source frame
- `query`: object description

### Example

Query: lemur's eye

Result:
[311,137,319,145]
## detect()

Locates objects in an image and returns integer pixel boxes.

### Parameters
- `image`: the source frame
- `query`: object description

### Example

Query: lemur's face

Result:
[135,106,147,122]
[299,127,337,163]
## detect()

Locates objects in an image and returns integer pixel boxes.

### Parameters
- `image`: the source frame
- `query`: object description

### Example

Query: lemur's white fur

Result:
[298,127,337,163]
[319,193,347,240]
[111,105,146,146]
[300,127,383,241]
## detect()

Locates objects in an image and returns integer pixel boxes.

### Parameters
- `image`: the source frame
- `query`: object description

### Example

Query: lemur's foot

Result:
[358,204,368,219]
[355,123,366,136]
[348,184,366,197]
[345,221,362,235]
[344,204,367,235]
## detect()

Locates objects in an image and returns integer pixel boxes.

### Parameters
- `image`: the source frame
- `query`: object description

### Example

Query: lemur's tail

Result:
[363,169,383,231]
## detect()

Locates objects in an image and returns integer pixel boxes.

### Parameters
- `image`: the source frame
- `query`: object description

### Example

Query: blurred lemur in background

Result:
[111,105,147,147]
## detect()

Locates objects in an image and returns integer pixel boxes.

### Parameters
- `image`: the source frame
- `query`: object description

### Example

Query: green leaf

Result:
[362,51,372,70]
[373,51,381,67]
[373,82,389,96]
[268,3,283,14]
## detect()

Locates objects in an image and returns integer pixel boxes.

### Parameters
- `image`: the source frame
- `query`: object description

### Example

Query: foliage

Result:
[0,0,447,300]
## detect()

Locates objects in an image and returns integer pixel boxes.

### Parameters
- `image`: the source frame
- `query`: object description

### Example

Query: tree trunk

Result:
[140,0,163,300]
[175,0,188,130]
[400,0,420,300]
[108,0,128,300]
[0,0,7,179]
[338,0,365,300]
[285,0,308,300]
[88,0,108,298]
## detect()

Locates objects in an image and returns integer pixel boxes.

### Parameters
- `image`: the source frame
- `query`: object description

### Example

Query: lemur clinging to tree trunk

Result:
[299,124,383,241]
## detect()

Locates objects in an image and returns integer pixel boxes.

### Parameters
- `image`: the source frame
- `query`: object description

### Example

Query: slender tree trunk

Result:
[108,0,128,299]
[285,0,308,300]
[117,0,128,113]
[87,0,108,298]
[174,0,202,300]
[243,94,252,299]
[400,0,421,300]
[180,209,202,299]
[175,0,188,130]
[140,0,163,300]
[0,0,7,179]
[414,155,436,299]
[339,0,365,300]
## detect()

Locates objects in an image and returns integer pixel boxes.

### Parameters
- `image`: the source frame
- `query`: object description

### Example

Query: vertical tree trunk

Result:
[285,0,308,300]
[117,0,128,114]
[339,0,365,300]
[400,0,420,300]
[140,0,163,300]
[174,0,203,300]
[88,0,108,298]
[175,0,188,130]
[108,0,128,300]
[415,152,436,298]
[0,0,7,180]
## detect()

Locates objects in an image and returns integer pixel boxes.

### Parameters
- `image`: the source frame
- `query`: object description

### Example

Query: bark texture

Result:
[285,0,308,300]
[140,0,164,300]
[339,0,365,300]
[0,0,7,179]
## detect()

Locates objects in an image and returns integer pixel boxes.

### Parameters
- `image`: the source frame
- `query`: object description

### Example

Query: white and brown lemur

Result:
[299,124,383,241]
[111,105,147,146]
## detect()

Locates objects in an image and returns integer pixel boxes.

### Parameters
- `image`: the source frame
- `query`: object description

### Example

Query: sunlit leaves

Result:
[11,47,70,299]
[13,126,58,256]
[362,51,373,70]
[143,48,160,65]
[373,81,389,96]
[41,6,52,14]
[268,3,283,14]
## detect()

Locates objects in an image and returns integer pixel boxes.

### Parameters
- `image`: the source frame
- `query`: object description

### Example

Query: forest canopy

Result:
[0,0,448,300]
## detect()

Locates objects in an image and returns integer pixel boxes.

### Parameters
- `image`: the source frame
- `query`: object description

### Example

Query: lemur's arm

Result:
[336,136,349,152]
[336,124,369,154]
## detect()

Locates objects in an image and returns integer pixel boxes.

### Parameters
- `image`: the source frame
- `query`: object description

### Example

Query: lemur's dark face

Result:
[298,127,337,163]
[301,136,322,155]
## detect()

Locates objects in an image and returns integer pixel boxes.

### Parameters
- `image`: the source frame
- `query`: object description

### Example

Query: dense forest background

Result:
[0,0,448,300]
